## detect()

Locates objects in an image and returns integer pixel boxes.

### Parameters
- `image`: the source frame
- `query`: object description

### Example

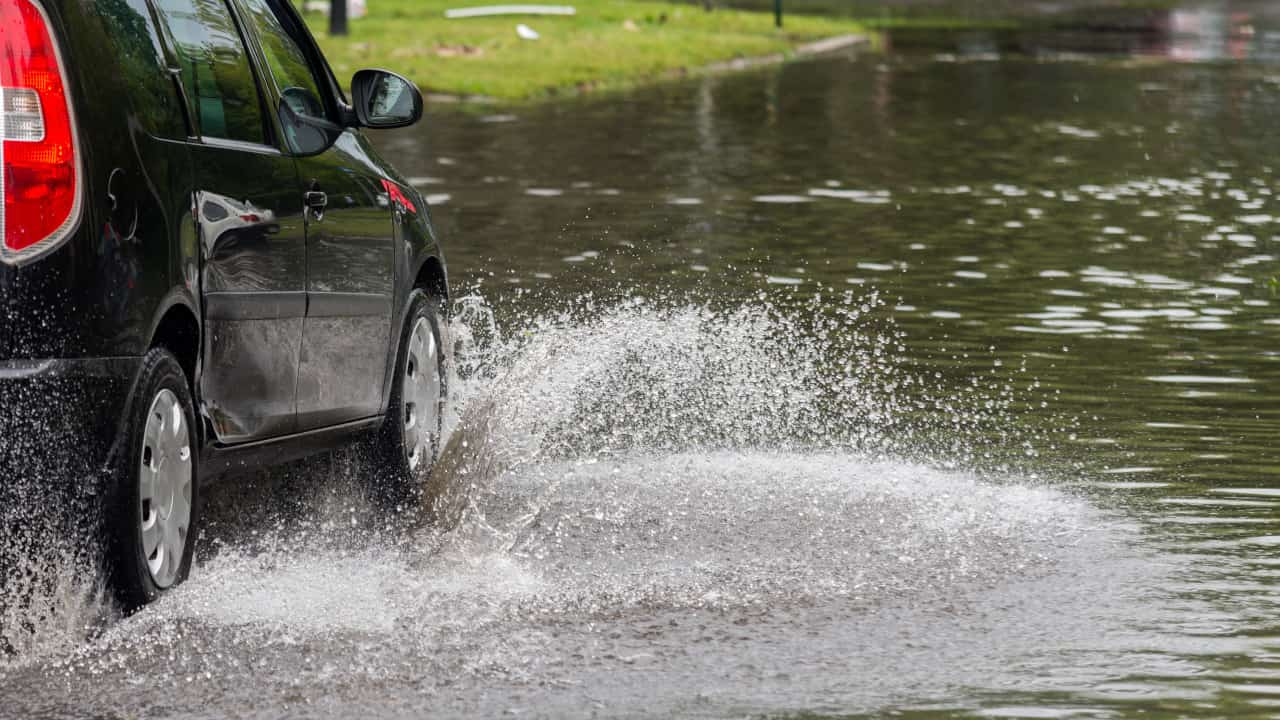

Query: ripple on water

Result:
[765,275,803,285]
[808,188,893,203]
[857,262,896,272]
[752,194,813,204]
[1146,375,1257,385]
[1057,124,1101,139]
[1159,498,1279,508]
[1237,214,1273,225]
[1208,488,1280,498]
[1177,213,1214,223]
[1084,481,1172,489]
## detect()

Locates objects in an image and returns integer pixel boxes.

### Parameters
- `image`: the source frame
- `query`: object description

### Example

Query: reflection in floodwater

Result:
[882,3,1280,62]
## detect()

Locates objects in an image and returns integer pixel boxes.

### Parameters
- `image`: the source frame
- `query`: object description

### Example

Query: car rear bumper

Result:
[0,356,142,485]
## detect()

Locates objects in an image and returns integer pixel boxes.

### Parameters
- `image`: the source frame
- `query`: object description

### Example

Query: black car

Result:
[0,0,448,608]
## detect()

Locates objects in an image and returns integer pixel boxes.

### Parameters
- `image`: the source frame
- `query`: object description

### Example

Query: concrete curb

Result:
[797,33,867,56]
[702,33,866,74]
[424,32,868,106]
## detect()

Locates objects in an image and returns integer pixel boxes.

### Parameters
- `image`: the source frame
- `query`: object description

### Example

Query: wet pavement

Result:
[7,1,1280,717]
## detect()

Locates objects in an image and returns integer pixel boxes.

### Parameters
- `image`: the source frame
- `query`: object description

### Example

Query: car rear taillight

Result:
[0,0,81,265]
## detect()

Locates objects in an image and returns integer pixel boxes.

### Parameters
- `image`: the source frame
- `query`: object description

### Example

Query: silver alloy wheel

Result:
[403,316,442,472]
[138,388,192,589]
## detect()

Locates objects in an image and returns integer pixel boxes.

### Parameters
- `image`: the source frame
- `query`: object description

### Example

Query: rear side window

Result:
[95,0,187,139]
[151,0,267,145]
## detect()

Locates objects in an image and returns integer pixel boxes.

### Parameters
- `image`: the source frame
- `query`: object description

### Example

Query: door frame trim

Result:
[306,291,391,318]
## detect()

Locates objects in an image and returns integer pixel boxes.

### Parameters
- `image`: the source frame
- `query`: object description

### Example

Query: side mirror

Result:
[351,69,423,129]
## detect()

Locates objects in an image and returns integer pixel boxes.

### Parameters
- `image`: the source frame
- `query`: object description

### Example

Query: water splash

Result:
[0,541,107,661]
[0,381,116,662]
[0,288,1108,709]
[428,289,1051,530]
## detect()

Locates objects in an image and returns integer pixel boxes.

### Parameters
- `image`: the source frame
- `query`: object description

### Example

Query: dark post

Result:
[330,0,348,36]
[774,0,782,28]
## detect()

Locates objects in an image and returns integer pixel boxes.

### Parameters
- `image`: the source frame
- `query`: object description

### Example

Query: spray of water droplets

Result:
[0,287,1112,699]
[427,288,1058,527]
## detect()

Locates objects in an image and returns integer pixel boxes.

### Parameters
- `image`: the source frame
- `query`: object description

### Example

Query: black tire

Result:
[107,347,200,611]
[366,290,447,508]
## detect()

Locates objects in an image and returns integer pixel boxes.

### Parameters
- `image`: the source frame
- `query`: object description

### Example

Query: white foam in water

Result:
[0,291,1144,717]
[120,452,1096,636]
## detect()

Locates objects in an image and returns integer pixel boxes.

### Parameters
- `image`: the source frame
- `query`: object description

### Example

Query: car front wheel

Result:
[366,290,447,508]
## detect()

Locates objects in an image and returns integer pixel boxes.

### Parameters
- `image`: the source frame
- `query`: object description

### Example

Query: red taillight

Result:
[1,0,81,265]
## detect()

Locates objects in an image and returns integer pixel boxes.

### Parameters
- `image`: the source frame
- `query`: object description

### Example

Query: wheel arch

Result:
[412,255,448,301]
[145,290,201,393]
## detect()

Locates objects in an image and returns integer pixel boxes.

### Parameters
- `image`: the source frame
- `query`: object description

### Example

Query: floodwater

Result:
[7,2,1280,718]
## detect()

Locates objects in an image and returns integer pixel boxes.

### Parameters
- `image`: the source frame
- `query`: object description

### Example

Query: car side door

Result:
[234,0,397,430]
[151,0,307,443]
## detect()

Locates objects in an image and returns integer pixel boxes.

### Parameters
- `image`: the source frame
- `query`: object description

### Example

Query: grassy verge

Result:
[304,0,868,101]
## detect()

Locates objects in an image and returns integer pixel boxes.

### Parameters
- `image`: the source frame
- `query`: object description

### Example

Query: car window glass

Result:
[152,0,267,145]
[95,0,187,139]
[237,0,332,154]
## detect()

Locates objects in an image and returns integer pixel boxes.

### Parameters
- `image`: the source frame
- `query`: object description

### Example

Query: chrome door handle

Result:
[305,190,327,221]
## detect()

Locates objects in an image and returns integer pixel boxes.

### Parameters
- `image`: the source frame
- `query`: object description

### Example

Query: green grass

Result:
[304,0,868,101]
